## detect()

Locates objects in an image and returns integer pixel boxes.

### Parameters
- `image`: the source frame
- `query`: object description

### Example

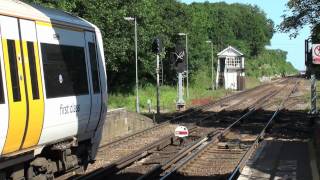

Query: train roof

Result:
[0,0,95,30]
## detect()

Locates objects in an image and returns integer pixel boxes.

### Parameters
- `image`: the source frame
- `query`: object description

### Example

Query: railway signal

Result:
[172,43,186,111]
[152,38,162,54]
[172,44,186,73]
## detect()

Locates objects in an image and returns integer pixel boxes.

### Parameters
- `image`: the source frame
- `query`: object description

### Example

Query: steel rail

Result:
[83,81,285,180]
[81,82,284,180]
[227,80,299,180]
[156,79,295,180]
[138,83,288,180]
[79,126,198,180]
[98,80,280,150]
[58,79,290,180]
[172,78,286,122]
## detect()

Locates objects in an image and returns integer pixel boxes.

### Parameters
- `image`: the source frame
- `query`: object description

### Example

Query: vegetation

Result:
[279,0,320,78]
[279,0,320,47]
[279,0,319,39]
[26,0,298,111]
[246,49,298,78]
[109,85,231,112]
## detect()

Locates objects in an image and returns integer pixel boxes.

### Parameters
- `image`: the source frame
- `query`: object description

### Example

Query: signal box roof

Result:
[0,0,95,30]
[217,46,244,57]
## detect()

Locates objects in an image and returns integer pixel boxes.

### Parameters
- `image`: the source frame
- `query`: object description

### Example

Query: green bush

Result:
[246,49,298,78]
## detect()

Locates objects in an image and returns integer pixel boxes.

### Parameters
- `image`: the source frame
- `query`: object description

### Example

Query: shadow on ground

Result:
[84,107,314,180]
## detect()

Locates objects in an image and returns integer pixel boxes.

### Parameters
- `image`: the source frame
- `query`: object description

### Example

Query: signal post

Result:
[306,39,319,122]
[152,38,162,115]
[172,43,186,111]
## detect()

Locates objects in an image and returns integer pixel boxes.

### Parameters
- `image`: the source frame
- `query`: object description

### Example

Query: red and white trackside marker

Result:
[174,126,189,138]
[313,44,320,64]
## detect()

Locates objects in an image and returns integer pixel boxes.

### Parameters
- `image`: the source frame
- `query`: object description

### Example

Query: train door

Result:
[0,16,45,154]
[0,18,9,155]
[84,32,102,131]
[36,22,91,144]
[19,19,45,149]
[0,16,28,154]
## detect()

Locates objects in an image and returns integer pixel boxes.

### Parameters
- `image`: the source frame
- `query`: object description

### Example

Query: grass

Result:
[245,76,261,89]
[109,75,261,112]
[108,85,228,112]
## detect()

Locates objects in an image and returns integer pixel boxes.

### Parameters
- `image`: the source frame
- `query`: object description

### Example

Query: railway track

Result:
[160,79,299,180]
[75,78,296,180]
[76,80,287,172]
[95,78,283,150]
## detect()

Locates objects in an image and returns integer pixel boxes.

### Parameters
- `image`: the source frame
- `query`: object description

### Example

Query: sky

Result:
[181,0,310,71]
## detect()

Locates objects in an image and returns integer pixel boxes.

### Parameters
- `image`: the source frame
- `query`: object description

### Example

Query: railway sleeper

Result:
[217,142,245,149]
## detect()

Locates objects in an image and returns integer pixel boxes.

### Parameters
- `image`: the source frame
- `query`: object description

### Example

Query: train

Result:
[0,0,107,179]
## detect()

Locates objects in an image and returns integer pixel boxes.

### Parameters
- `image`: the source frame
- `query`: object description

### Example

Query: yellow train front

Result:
[0,1,108,179]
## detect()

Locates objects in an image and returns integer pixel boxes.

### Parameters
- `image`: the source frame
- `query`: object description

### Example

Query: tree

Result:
[25,0,281,91]
[279,0,320,38]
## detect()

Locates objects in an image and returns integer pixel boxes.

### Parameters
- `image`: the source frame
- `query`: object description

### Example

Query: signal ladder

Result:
[159,59,164,86]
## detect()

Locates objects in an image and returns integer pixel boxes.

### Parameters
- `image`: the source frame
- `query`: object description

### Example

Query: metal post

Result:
[311,70,317,115]
[124,16,140,113]
[211,43,215,90]
[209,42,214,90]
[156,54,160,115]
[206,40,215,90]
[134,18,140,113]
[176,73,185,111]
[161,59,164,86]
[186,34,189,98]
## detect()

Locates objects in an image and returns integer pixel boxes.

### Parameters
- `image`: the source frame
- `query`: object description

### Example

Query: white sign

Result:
[312,44,320,64]
[174,125,189,138]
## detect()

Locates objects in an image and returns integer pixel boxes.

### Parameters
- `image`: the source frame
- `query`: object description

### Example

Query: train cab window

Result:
[7,40,21,102]
[27,42,40,100]
[88,42,100,93]
[0,61,4,104]
[41,43,88,98]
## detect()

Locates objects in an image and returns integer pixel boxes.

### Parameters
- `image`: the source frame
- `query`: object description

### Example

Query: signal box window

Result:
[0,60,4,104]
[7,40,21,102]
[88,42,100,93]
[41,43,88,98]
[27,42,40,100]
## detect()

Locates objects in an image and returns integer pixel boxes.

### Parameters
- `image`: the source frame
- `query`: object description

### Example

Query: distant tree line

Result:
[26,0,296,92]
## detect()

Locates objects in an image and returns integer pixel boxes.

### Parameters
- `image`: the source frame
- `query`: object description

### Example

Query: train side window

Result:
[7,40,21,102]
[41,43,88,98]
[0,60,4,104]
[27,42,40,100]
[88,42,100,93]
